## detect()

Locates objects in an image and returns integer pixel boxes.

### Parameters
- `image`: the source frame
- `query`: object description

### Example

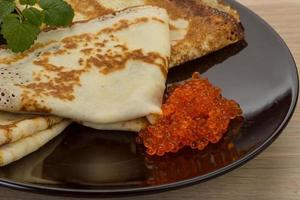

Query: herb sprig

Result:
[0,0,74,53]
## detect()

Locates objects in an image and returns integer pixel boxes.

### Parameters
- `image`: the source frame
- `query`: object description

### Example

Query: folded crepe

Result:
[82,118,149,132]
[0,120,70,166]
[64,0,244,67]
[16,0,244,67]
[0,133,65,183]
[0,112,62,146]
[0,6,170,126]
[0,111,70,166]
[68,0,244,131]
[13,0,244,132]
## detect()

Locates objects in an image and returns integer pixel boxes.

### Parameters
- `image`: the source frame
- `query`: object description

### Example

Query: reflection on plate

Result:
[0,118,244,187]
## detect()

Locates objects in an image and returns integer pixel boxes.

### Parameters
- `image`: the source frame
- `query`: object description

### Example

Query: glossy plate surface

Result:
[0,0,298,196]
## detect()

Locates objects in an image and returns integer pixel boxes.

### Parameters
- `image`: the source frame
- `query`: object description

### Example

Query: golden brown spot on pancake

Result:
[34,75,41,82]
[78,58,84,65]
[172,13,243,65]
[114,44,128,51]
[44,74,51,79]
[68,0,113,20]
[63,42,78,49]
[62,34,91,50]
[20,92,52,113]
[80,48,93,55]
[86,49,168,77]
[0,41,56,65]
[20,74,80,102]
[169,24,178,31]
[0,123,18,144]
[41,26,57,32]
[45,117,58,127]
[145,0,244,66]
[42,51,52,57]
[33,58,64,72]
[95,42,105,48]
[53,49,68,56]
[22,57,88,101]
[0,124,15,144]
[17,55,88,111]
[100,18,149,34]
[206,0,240,20]
[62,33,93,50]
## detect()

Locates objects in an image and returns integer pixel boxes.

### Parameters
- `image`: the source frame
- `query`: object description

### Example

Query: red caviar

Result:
[137,73,243,156]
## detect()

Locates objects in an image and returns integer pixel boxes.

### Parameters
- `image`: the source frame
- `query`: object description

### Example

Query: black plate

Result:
[0,0,298,196]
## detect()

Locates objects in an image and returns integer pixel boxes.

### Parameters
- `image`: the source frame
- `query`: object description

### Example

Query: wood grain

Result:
[0,0,299,199]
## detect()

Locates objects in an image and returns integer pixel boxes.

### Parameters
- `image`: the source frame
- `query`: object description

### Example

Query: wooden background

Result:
[0,0,299,199]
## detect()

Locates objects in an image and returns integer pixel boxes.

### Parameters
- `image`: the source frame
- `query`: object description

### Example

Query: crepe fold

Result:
[0,112,62,146]
[82,118,149,132]
[0,117,70,166]
[0,6,170,125]
[65,0,244,67]
[0,111,70,166]
[0,133,65,184]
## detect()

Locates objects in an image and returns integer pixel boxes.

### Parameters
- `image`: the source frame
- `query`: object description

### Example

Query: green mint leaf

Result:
[23,7,43,26]
[0,0,16,18]
[19,0,36,6]
[1,14,40,53]
[39,0,74,27]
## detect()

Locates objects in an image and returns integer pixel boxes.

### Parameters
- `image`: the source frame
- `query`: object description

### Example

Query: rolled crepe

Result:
[0,120,70,166]
[0,6,170,125]
[63,0,244,67]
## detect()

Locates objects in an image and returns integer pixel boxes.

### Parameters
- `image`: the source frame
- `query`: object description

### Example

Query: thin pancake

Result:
[0,134,65,183]
[0,120,70,166]
[65,0,244,67]
[0,6,170,124]
[14,0,243,132]
[0,112,62,146]
[82,118,149,132]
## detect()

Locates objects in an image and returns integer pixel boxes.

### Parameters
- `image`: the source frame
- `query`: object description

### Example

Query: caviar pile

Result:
[137,73,242,156]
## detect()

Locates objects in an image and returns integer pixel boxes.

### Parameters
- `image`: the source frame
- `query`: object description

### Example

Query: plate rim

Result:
[0,0,298,196]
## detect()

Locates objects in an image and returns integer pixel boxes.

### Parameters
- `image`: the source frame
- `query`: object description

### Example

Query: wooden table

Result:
[0,0,299,199]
